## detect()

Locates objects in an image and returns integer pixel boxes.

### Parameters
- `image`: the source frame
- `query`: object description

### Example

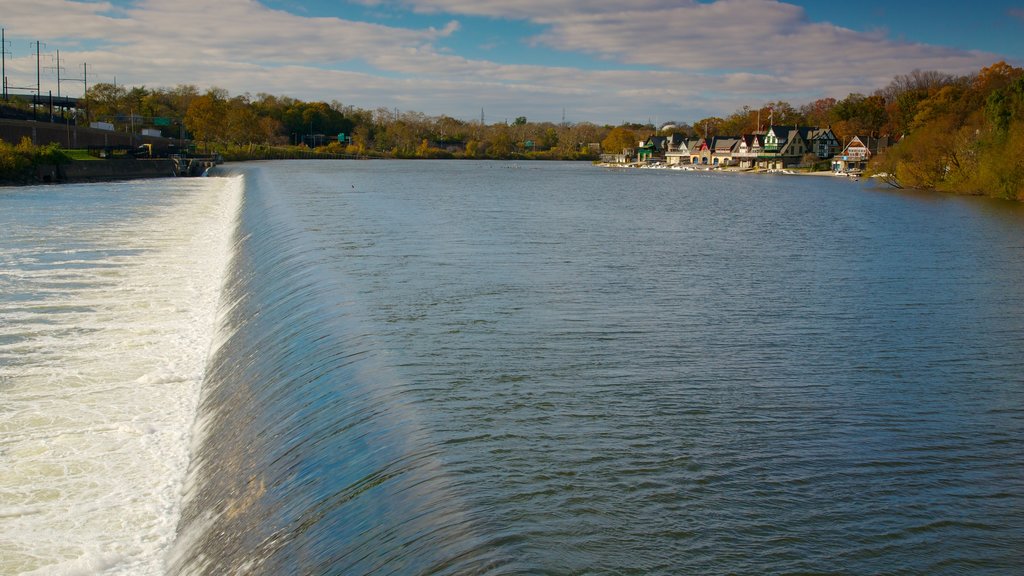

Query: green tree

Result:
[540,127,559,150]
[831,93,887,136]
[986,76,1024,133]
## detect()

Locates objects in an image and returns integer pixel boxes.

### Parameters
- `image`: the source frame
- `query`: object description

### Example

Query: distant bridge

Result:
[3,92,81,109]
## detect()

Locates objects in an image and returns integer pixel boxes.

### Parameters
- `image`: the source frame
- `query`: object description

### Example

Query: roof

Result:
[807,127,837,141]
[767,125,829,143]
[712,136,740,151]
[666,133,687,147]
[644,135,669,150]
[847,135,895,153]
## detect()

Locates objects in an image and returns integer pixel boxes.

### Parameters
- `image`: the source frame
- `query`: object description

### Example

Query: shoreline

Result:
[595,162,859,179]
[0,158,178,187]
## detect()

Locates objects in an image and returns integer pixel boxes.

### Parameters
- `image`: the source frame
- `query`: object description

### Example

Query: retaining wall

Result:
[1,118,176,149]
[30,159,177,184]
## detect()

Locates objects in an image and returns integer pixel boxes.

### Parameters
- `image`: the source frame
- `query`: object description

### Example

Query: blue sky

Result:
[3,0,1022,125]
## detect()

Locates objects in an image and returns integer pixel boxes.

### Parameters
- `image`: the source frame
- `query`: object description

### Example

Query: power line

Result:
[45,49,67,98]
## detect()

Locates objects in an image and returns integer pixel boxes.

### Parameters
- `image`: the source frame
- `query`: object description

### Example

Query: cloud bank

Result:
[1,0,1011,124]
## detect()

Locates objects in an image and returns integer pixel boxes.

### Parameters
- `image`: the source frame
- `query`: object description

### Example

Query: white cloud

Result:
[0,0,1010,124]
[354,0,682,19]
[403,0,998,82]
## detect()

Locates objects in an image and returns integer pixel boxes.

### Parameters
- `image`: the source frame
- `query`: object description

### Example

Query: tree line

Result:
[73,84,604,160]
[4,61,1021,199]
[872,62,1024,201]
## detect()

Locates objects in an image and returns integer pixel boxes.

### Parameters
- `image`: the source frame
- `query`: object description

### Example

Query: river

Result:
[2,161,1023,574]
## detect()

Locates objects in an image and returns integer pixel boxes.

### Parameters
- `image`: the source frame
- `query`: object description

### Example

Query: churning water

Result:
[3,160,1024,575]
[0,177,240,574]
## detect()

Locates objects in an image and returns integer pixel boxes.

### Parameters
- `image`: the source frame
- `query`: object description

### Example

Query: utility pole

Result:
[61,62,88,124]
[35,40,41,102]
[55,49,64,98]
[1,35,39,109]
[43,49,67,121]
[1,28,8,102]
[61,62,86,96]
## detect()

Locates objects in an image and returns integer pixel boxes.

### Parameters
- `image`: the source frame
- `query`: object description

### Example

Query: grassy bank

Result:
[0,138,70,185]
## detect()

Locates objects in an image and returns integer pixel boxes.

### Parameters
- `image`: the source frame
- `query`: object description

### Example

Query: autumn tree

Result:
[800,98,837,127]
[719,106,760,135]
[830,93,887,137]
[487,125,514,157]
[871,62,1024,200]
[224,96,263,144]
[692,117,725,137]
[81,82,128,125]
[601,126,638,154]
[539,126,559,150]
[434,115,469,145]
[550,122,601,159]
[183,89,228,145]
[752,101,803,127]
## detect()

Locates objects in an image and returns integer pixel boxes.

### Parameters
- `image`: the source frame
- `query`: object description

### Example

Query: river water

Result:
[2,160,1023,574]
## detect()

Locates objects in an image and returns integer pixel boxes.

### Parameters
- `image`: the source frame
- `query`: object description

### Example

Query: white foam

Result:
[0,176,243,575]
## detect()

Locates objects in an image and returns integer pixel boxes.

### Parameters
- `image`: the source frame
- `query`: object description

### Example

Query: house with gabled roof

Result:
[688,138,711,165]
[635,135,673,163]
[756,125,827,169]
[644,135,669,153]
[733,134,764,169]
[711,136,741,166]
[758,126,791,169]
[636,140,655,162]
[777,127,811,159]
[665,133,687,150]
[832,135,883,173]
[665,134,694,165]
[832,135,900,173]
[808,127,840,159]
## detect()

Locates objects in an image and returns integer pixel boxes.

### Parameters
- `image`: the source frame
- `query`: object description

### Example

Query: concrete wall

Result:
[30,159,177,184]
[0,118,177,150]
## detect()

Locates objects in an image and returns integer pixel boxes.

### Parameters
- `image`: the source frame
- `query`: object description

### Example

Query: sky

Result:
[2,0,1023,125]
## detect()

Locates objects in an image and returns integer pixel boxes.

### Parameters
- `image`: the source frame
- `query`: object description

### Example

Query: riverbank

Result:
[1,158,181,186]
[1,138,168,186]
[596,162,849,178]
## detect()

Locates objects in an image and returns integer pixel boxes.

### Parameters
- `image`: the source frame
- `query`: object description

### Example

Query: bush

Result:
[0,138,69,183]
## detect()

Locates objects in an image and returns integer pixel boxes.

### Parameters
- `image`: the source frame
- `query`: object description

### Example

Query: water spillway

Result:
[168,168,508,575]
